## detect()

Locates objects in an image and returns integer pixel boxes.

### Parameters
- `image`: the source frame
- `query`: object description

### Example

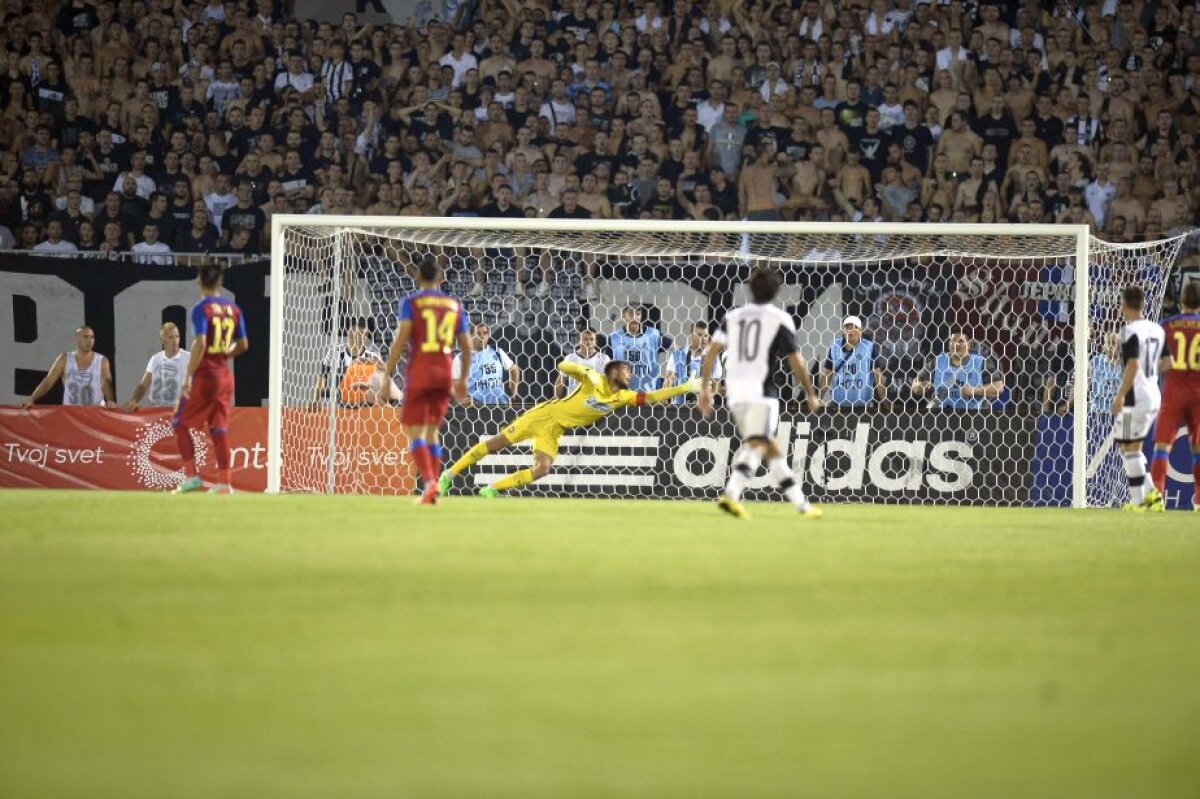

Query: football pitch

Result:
[2,491,1198,798]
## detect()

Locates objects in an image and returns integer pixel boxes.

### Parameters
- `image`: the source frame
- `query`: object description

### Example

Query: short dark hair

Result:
[1181,281,1200,311]
[605,360,631,379]
[748,266,781,303]
[1123,285,1146,310]
[197,262,225,290]
[416,253,439,282]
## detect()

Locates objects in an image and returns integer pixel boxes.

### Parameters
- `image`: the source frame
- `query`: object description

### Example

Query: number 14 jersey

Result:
[397,289,469,389]
[713,302,800,405]
[191,296,246,377]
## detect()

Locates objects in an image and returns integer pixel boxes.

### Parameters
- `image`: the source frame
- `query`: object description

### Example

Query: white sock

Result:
[725,446,761,502]
[768,457,810,510]
[1123,451,1147,505]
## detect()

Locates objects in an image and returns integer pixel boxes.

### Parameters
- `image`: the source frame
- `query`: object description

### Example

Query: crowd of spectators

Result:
[0,0,1198,265]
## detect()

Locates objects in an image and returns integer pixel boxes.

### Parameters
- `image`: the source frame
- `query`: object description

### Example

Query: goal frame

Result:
[267,216,1092,507]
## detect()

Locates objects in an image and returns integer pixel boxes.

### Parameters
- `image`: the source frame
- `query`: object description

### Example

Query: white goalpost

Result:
[268,216,1187,508]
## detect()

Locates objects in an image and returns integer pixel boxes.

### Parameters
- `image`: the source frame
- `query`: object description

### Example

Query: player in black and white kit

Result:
[698,267,823,519]
[1112,285,1166,511]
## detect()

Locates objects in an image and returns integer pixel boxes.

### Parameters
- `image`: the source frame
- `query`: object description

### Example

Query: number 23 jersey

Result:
[191,296,246,377]
[398,289,469,388]
[712,302,799,405]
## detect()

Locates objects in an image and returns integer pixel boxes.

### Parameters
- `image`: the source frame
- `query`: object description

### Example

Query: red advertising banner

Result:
[0,407,413,493]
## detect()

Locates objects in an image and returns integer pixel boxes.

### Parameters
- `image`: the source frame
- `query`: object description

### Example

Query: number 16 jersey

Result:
[712,302,799,405]
[191,295,246,377]
[397,289,469,389]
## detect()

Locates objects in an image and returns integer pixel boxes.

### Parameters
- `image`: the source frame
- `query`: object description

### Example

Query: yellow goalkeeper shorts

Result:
[501,406,566,457]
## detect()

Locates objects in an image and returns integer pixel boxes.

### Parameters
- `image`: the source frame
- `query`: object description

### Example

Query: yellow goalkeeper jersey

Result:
[534,361,694,429]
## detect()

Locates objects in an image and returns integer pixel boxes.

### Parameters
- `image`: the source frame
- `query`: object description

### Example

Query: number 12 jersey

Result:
[191,296,246,376]
[713,302,800,405]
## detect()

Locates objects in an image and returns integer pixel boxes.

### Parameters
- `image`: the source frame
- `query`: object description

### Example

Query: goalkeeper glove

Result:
[686,377,703,392]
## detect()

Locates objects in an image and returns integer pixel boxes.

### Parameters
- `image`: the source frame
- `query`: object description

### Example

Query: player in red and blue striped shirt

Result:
[172,263,248,494]
[381,254,471,504]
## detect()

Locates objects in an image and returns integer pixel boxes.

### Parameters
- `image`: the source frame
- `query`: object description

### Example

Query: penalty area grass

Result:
[1,490,1199,798]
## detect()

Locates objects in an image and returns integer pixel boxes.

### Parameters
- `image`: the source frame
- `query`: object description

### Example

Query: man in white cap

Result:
[819,315,886,411]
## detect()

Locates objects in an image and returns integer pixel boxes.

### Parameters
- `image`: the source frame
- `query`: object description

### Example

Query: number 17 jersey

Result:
[397,289,469,389]
[191,295,246,376]
[1118,318,1166,410]
[713,302,799,405]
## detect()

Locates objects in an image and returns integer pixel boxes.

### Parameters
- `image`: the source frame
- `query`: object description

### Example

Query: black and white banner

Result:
[0,255,270,406]
[442,405,1036,505]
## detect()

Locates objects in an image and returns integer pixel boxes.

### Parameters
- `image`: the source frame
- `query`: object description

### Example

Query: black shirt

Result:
[175,224,220,253]
[478,202,524,218]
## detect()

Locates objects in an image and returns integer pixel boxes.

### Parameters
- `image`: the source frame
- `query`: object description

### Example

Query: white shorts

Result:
[730,400,780,441]
[1112,405,1159,444]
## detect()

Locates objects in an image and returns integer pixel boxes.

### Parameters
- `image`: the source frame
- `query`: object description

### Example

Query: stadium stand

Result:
[0,1,1197,296]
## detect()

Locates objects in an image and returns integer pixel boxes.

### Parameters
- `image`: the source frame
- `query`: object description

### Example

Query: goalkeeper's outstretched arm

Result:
[558,359,604,387]
[639,380,699,405]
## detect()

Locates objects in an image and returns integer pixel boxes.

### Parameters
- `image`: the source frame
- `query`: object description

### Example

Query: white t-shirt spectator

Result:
[438,50,478,88]
[205,190,238,232]
[113,172,156,200]
[32,239,78,256]
[132,240,174,265]
[539,98,576,135]
[696,99,725,132]
[274,69,314,95]
[1085,178,1116,228]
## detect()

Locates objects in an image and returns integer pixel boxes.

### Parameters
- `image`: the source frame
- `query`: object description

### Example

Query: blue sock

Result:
[428,442,442,459]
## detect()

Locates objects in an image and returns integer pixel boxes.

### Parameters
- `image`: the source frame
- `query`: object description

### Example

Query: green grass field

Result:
[1,491,1198,798]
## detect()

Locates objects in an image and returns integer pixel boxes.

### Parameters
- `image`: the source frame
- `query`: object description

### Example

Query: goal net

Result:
[268,219,1187,508]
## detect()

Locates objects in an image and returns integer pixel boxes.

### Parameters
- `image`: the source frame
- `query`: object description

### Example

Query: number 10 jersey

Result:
[712,302,800,405]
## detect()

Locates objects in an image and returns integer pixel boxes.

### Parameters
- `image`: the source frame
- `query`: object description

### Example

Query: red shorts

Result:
[402,383,452,426]
[173,369,233,431]
[1154,389,1200,449]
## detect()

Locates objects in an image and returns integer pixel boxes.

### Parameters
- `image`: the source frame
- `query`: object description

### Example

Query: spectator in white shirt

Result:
[32,220,78,256]
[936,29,971,83]
[112,151,156,200]
[539,79,576,135]
[1085,162,1117,229]
[204,173,238,233]
[131,223,174,265]
[438,32,478,89]
[274,51,315,101]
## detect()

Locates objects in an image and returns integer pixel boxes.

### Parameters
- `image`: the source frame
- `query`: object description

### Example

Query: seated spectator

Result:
[32,219,78,257]
[131,222,174,265]
[912,331,1006,411]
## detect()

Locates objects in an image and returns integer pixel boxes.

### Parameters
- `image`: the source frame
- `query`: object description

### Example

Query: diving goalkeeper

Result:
[439,360,700,497]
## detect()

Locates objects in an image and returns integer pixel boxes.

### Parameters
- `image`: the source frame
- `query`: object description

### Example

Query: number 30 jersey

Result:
[190,295,246,377]
[397,289,469,388]
[1118,318,1166,411]
[712,302,799,405]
